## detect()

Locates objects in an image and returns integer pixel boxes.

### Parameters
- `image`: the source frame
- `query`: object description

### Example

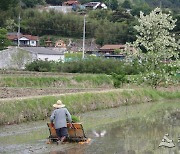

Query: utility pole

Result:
[82,15,86,59]
[160,0,162,9]
[17,13,21,47]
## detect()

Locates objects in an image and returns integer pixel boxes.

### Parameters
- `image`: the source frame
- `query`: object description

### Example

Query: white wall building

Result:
[7,33,39,47]
[22,47,65,62]
[41,6,72,14]
[0,47,65,69]
[83,2,107,10]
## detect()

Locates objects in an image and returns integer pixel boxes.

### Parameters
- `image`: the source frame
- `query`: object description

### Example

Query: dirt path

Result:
[0,87,108,99]
[0,88,134,102]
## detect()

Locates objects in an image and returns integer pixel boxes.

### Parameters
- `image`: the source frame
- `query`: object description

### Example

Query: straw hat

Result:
[53,100,65,108]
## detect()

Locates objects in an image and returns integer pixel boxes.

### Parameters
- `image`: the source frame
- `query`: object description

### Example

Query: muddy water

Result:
[0,101,180,154]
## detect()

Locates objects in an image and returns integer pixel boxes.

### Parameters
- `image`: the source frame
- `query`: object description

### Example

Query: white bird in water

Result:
[92,130,100,137]
[92,130,106,137]
[100,130,106,137]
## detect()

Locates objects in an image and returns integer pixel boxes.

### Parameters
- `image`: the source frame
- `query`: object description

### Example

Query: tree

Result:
[173,13,180,41]
[131,3,151,16]
[0,0,18,11]
[109,0,118,10]
[129,8,179,88]
[46,0,64,5]
[134,8,178,56]
[112,73,127,88]
[21,0,46,8]
[5,19,17,32]
[110,7,134,23]
[0,28,10,50]
[121,0,132,9]
[88,9,112,20]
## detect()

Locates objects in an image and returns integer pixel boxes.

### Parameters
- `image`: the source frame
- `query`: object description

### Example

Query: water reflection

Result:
[84,120,180,154]
[49,144,87,154]
[50,148,85,154]
[92,130,107,137]
[0,100,180,154]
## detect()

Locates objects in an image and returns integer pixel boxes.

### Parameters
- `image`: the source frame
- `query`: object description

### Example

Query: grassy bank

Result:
[0,74,113,88]
[0,88,180,126]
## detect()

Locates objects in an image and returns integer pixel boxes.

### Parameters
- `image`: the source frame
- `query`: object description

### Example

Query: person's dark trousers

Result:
[56,127,68,141]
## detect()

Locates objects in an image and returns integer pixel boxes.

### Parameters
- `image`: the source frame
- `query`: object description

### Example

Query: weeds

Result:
[0,88,180,125]
[0,74,113,88]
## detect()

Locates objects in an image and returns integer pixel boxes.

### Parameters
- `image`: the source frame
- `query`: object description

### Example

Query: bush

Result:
[111,73,127,88]
[25,58,144,75]
[25,60,57,72]
[58,58,126,74]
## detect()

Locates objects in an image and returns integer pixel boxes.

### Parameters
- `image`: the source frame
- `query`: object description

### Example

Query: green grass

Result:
[65,53,83,59]
[0,88,180,125]
[0,76,70,87]
[72,74,113,87]
[0,74,113,88]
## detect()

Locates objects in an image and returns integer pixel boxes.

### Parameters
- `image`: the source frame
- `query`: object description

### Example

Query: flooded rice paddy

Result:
[0,100,180,154]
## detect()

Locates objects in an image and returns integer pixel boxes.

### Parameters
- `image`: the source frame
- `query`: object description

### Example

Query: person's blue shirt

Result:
[50,107,72,129]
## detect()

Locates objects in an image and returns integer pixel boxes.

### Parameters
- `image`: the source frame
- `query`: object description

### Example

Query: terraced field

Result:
[0,70,114,99]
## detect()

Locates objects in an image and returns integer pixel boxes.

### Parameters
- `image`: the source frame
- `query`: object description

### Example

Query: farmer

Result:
[50,100,72,144]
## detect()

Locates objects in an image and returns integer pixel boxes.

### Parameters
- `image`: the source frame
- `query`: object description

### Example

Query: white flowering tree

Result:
[129,8,180,88]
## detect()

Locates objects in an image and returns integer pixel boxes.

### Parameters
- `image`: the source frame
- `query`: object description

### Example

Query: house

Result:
[83,2,107,10]
[0,47,65,69]
[63,0,81,11]
[104,54,125,60]
[43,6,72,14]
[45,39,67,48]
[55,40,66,48]
[66,38,99,53]
[21,47,64,62]
[45,39,53,47]
[7,33,39,47]
[99,44,135,55]
[63,0,80,6]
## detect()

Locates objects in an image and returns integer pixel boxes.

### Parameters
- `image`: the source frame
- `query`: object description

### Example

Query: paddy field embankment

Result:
[0,71,180,126]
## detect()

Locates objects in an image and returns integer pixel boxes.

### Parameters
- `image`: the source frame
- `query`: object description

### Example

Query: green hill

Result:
[124,0,180,9]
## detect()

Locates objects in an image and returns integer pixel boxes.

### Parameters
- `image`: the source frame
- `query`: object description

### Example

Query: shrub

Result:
[25,58,144,75]
[111,73,127,88]
[25,60,57,72]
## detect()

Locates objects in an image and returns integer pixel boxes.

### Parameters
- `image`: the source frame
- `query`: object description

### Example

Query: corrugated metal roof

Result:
[21,47,64,55]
